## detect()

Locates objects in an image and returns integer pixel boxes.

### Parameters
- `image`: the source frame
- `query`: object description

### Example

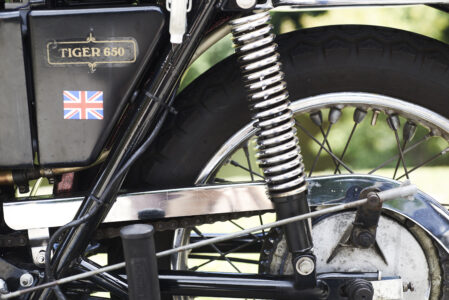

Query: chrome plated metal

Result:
[371,279,404,300]
[230,11,307,197]
[4,174,449,255]
[19,274,33,288]
[27,228,49,267]
[197,92,449,184]
[295,257,315,275]
[258,0,449,9]
[3,183,271,231]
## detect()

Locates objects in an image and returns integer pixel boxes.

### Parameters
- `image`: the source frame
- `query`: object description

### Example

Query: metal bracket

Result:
[27,228,49,267]
[326,187,388,265]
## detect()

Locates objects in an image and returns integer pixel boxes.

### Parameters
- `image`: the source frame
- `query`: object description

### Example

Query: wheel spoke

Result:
[334,123,357,174]
[230,220,261,242]
[392,140,407,179]
[189,238,260,271]
[188,254,259,264]
[368,133,431,174]
[259,215,266,238]
[192,227,242,273]
[229,160,264,180]
[243,142,255,181]
[396,147,449,180]
[393,129,409,179]
[319,127,341,174]
[309,124,333,177]
[296,121,354,174]
[387,114,409,179]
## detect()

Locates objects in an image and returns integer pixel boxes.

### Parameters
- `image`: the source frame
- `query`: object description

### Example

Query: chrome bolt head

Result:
[295,257,315,276]
[19,273,34,288]
[235,0,256,9]
[37,252,46,264]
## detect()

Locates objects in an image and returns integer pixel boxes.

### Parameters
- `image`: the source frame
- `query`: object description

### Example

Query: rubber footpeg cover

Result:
[120,224,161,300]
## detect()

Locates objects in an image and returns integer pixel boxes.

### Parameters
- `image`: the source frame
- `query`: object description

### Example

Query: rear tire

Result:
[130,24,449,189]
[128,24,449,298]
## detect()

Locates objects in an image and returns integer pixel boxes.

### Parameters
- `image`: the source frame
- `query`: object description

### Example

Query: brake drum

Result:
[264,212,431,299]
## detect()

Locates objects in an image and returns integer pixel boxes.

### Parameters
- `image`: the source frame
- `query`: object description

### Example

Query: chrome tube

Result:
[264,0,449,9]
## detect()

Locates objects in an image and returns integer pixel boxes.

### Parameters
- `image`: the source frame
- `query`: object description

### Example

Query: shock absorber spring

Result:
[230,12,306,197]
[231,12,316,286]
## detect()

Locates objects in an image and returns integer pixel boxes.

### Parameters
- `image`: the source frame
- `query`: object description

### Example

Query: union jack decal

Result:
[63,91,104,120]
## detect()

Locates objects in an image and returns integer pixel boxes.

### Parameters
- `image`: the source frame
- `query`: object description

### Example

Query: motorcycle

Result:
[0,0,448,298]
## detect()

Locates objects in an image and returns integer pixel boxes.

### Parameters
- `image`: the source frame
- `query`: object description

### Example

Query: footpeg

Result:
[120,224,161,300]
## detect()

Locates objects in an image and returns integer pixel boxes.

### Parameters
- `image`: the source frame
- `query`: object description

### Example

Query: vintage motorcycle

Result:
[0,0,449,298]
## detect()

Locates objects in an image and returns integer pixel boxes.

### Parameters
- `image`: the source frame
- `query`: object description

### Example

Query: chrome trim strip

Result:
[4,174,449,255]
[3,182,271,231]
[270,0,449,8]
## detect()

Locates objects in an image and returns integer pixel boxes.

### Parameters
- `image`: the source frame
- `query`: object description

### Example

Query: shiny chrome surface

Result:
[4,174,449,254]
[231,12,307,197]
[197,92,449,184]
[264,0,449,9]
[3,183,271,231]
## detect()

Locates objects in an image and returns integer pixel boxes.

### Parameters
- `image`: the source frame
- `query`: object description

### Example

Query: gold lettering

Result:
[82,47,91,57]
[59,48,69,58]
[91,48,100,57]
[72,48,82,58]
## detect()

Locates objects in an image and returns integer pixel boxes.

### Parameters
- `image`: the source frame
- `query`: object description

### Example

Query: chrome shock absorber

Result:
[230,12,306,197]
[230,12,316,286]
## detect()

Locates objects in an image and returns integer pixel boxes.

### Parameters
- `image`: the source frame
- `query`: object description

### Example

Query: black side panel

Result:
[29,7,165,166]
[0,11,33,167]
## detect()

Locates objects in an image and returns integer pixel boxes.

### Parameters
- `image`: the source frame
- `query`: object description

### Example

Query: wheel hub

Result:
[260,211,431,299]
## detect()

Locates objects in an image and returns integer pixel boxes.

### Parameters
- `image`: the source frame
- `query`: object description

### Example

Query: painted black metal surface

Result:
[46,1,219,294]
[28,6,165,166]
[0,11,33,167]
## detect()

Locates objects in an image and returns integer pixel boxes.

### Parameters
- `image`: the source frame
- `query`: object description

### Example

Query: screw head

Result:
[20,273,34,288]
[37,252,45,264]
[295,257,315,276]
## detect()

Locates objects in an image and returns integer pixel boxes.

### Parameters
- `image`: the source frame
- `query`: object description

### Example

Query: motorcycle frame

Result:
[26,0,449,298]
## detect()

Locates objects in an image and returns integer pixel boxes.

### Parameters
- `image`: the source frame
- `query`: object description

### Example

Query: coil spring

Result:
[230,12,307,197]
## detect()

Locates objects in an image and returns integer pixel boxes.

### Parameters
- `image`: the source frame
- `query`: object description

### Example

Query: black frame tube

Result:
[159,271,327,299]
[36,1,219,298]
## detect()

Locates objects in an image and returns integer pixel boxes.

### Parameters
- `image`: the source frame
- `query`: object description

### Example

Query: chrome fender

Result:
[308,175,449,254]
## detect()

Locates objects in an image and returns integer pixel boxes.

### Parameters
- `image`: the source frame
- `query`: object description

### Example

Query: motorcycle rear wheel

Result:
[132,25,449,299]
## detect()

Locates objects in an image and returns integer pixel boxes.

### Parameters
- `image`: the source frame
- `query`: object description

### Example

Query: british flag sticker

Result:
[63,90,104,120]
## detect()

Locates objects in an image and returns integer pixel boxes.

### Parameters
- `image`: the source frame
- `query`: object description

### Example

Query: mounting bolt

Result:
[0,279,8,294]
[295,257,315,276]
[355,231,375,248]
[37,251,46,264]
[235,0,256,9]
[403,282,415,292]
[19,273,34,288]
